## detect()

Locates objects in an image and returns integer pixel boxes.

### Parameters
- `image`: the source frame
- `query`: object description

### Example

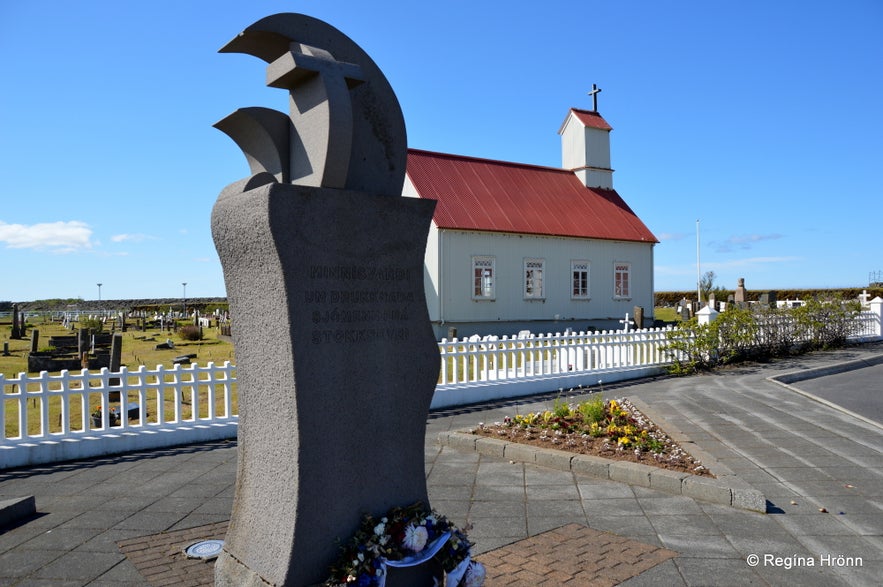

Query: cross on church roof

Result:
[587,83,602,112]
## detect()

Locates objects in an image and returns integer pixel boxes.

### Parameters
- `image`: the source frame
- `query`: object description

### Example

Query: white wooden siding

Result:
[435,229,654,324]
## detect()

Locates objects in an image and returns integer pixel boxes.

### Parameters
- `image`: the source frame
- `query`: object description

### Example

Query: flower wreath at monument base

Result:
[324,502,485,587]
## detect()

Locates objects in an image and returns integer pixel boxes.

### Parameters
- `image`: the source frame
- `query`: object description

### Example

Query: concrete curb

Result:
[768,353,883,384]
[0,422,239,471]
[767,353,883,432]
[438,421,767,513]
[0,496,36,530]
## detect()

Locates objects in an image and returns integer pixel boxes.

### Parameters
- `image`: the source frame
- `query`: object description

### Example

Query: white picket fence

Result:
[3,299,881,468]
[1,362,237,469]
[431,327,675,409]
[429,301,882,409]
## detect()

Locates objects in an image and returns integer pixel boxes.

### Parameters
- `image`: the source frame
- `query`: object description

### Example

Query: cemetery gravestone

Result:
[109,333,123,392]
[77,328,89,359]
[633,306,644,329]
[734,277,747,303]
[760,291,777,308]
[211,13,439,587]
[10,304,21,339]
[679,299,692,321]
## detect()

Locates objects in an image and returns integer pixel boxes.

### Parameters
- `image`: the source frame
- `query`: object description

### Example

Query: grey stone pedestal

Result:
[212,182,438,586]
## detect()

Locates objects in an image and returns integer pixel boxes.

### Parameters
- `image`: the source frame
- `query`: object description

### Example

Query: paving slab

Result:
[476,523,677,586]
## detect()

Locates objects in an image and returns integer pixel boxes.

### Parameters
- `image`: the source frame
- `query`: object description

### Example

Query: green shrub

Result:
[179,325,203,341]
[664,296,863,375]
[79,317,103,334]
[552,396,572,419]
[663,318,721,375]
[578,394,606,424]
[792,295,861,349]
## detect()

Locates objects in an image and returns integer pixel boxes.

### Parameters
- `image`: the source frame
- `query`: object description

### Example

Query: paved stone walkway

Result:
[117,521,227,587]
[476,523,676,586]
[1,342,881,586]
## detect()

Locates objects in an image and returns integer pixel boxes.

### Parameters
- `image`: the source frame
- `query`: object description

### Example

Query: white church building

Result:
[404,105,658,339]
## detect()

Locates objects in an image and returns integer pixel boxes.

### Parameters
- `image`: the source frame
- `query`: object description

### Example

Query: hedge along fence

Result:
[655,287,883,308]
[664,296,883,375]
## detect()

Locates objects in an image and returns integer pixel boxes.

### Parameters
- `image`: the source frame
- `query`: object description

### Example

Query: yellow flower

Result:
[617,436,631,446]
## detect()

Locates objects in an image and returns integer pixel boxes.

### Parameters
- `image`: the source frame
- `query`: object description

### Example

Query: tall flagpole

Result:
[696,219,701,305]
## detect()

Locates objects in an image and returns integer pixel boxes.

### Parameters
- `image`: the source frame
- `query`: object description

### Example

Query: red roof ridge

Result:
[407,148,570,174]
[559,108,613,133]
[406,149,658,244]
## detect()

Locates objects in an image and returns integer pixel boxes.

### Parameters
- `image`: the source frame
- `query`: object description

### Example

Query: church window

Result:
[524,258,545,299]
[614,262,631,298]
[472,256,495,300]
[572,260,590,299]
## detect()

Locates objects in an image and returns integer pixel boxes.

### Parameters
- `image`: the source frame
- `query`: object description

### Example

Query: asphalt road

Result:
[791,362,883,426]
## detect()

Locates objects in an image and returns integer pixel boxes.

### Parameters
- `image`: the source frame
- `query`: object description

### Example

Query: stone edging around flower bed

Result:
[436,397,766,513]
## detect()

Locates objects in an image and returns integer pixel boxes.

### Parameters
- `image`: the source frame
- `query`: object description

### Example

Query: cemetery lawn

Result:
[3,319,238,437]
[471,396,713,477]
[654,306,680,323]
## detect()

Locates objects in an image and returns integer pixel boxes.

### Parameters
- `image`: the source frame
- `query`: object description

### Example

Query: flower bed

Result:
[471,396,712,477]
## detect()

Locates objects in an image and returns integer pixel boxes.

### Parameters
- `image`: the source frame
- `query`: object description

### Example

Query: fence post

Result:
[696,304,719,326]
[869,297,883,339]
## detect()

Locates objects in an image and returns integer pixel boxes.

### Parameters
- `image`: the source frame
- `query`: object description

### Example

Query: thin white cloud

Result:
[709,256,800,269]
[658,232,687,242]
[712,233,783,253]
[0,220,94,253]
[656,256,800,278]
[111,233,153,243]
[655,265,696,276]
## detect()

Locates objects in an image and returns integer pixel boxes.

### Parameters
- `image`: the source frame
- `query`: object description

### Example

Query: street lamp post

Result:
[182,282,187,317]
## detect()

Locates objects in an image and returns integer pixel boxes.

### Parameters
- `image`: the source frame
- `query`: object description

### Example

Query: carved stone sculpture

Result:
[211,13,439,587]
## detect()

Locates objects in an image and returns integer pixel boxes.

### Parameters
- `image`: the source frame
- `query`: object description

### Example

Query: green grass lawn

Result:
[654,306,681,323]
[5,307,682,437]
[2,318,238,437]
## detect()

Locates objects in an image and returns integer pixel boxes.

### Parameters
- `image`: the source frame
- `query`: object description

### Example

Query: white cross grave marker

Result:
[619,312,632,333]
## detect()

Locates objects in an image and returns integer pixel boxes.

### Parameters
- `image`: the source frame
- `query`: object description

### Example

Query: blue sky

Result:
[2,0,881,302]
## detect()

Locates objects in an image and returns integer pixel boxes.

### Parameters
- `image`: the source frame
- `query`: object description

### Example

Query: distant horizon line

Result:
[7,284,882,306]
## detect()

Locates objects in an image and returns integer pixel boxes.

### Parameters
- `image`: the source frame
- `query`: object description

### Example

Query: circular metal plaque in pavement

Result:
[184,539,224,560]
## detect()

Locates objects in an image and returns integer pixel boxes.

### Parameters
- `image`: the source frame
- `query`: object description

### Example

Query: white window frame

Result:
[613,262,631,299]
[571,260,590,300]
[523,258,545,300]
[472,256,495,300]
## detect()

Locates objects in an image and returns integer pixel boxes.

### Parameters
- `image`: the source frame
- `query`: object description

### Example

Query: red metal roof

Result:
[407,149,657,244]
[566,108,613,131]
